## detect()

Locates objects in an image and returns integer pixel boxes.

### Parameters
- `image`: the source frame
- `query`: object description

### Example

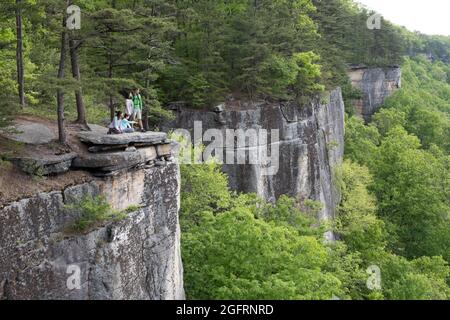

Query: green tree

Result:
[344,115,380,166]
[371,127,449,259]
[335,160,386,259]
[259,54,298,99]
[183,207,342,300]
[382,57,450,152]
[180,160,232,227]
[377,253,450,300]
[163,0,320,106]
[291,51,325,99]
[372,108,407,137]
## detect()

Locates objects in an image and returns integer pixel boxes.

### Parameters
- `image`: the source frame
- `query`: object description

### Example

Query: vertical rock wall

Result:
[348,65,402,121]
[0,162,185,300]
[163,89,345,229]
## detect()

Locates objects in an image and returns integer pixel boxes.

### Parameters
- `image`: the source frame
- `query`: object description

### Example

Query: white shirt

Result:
[126,99,134,115]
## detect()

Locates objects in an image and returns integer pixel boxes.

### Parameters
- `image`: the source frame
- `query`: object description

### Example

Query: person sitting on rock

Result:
[108,111,123,134]
[120,114,135,133]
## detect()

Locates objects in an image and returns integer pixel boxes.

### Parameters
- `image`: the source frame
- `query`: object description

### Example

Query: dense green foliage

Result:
[1,0,450,300]
[312,0,404,68]
[381,57,450,152]
[176,14,450,298]
[181,160,342,300]
[180,155,450,300]
[3,0,447,125]
[0,0,176,126]
[346,58,450,262]
[160,0,326,105]
[343,56,450,300]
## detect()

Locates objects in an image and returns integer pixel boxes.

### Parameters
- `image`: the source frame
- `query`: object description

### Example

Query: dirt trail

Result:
[0,116,97,207]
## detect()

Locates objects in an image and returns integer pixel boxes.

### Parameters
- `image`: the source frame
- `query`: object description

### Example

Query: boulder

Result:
[156,143,172,158]
[72,147,157,172]
[78,130,167,147]
[5,123,57,145]
[11,153,77,175]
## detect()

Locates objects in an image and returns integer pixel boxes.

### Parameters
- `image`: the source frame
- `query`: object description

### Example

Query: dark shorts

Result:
[108,128,121,135]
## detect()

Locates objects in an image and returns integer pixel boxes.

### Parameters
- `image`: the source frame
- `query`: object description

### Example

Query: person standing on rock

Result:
[132,89,145,132]
[125,92,134,119]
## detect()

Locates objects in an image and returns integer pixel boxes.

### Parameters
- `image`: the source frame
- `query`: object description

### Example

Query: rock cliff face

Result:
[0,130,185,300]
[164,89,345,232]
[348,65,402,121]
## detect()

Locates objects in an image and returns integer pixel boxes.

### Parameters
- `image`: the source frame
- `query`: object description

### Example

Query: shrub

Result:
[67,195,127,233]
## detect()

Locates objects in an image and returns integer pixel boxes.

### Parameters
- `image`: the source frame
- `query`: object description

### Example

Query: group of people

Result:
[108,89,145,134]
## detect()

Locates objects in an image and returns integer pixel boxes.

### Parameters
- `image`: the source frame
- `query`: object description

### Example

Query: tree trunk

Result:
[15,0,25,107]
[143,74,150,131]
[143,105,149,131]
[57,11,68,144]
[108,54,115,121]
[69,37,87,127]
[109,0,117,121]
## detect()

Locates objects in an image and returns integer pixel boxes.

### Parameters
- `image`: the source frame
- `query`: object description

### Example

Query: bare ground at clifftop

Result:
[0,116,94,207]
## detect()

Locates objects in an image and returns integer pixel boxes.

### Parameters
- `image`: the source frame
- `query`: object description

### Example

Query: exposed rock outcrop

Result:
[0,126,185,300]
[163,89,345,233]
[78,125,167,147]
[73,147,159,174]
[5,123,57,145]
[347,65,402,121]
[10,153,77,176]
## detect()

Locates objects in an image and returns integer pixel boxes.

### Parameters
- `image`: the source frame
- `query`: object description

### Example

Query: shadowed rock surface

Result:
[10,153,77,175]
[72,147,158,172]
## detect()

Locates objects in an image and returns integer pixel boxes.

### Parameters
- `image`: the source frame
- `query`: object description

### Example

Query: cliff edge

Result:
[0,120,185,300]
[163,88,345,236]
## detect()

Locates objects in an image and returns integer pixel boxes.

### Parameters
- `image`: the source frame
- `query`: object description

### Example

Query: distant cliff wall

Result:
[163,89,345,234]
[347,65,402,121]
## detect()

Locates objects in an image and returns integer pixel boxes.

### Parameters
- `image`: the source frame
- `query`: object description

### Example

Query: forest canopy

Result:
[1,0,449,127]
[1,0,449,300]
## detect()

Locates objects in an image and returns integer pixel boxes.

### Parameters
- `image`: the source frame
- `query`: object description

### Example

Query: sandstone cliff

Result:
[164,89,345,235]
[347,65,402,121]
[0,126,185,300]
